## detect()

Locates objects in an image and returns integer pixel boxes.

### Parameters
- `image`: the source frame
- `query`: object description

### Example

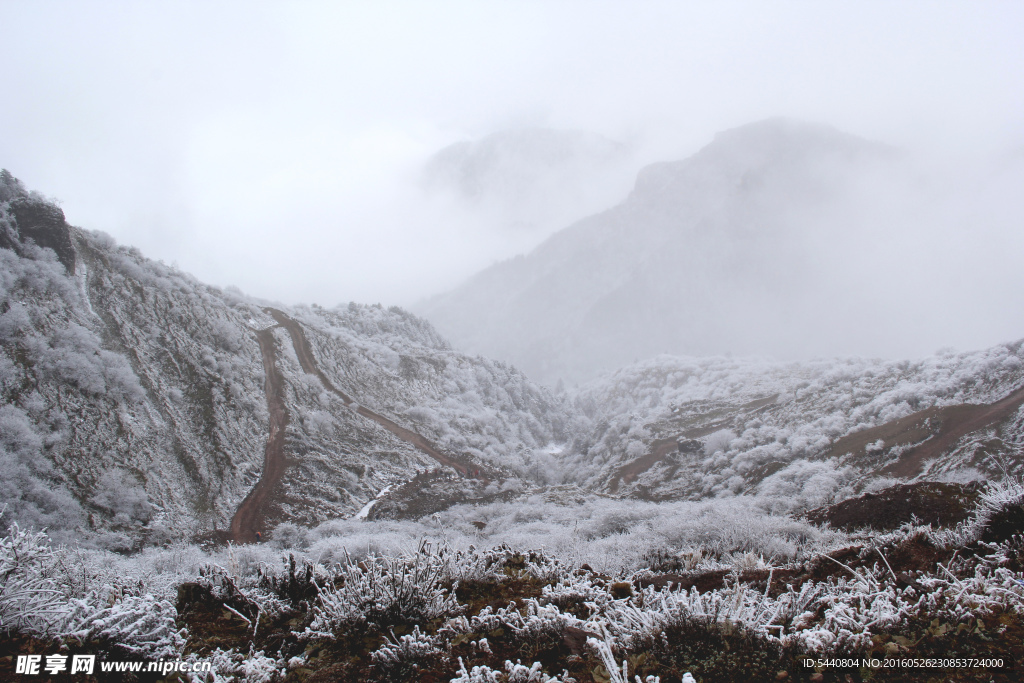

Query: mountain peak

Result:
[632,118,893,204]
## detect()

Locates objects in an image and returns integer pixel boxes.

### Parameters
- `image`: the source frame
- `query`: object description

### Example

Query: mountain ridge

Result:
[417,118,974,385]
[3,156,1023,552]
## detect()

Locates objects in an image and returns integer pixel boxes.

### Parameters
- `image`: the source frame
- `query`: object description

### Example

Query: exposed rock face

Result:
[7,196,77,274]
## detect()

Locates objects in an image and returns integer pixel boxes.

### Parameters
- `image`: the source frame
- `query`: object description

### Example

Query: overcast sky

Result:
[1,1,1022,308]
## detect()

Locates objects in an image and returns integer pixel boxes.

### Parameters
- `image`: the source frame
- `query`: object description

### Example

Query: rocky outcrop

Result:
[8,196,77,274]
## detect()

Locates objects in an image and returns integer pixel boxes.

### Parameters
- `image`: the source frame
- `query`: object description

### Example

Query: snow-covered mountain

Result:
[4,159,1024,554]
[417,118,1024,386]
[0,171,579,548]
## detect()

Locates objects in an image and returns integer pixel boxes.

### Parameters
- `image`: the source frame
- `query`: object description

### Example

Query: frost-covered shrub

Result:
[541,573,613,617]
[451,658,502,683]
[63,593,186,658]
[441,546,511,584]
[308,518,432,563]
[184,648,283,683]
[756,460,856,513]
[194,562,290,631]
[503,660,574,683]
[933,477,1024,548]
[451,658,574,683]
[0,523,64,634]
[588,634,652,683]
[309,543,461,633]
[370,625,445,676]
[446,598,582,659]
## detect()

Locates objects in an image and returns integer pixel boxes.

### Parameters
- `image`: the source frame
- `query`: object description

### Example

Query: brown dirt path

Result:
[229,326,289,543]
[609,439,678,493]
[819,385,1024,479]
[881,385,1024,477]
[265,307,479,478]
[609,395,778,493]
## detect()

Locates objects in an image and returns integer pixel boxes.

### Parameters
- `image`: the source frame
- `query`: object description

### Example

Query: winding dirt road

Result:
[265,308,478,477]
[229,326,289,543]
[229,309,489,543]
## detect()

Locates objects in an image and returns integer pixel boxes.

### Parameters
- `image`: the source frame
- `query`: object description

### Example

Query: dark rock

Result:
[562,625,601,655]
[8,196,76,273]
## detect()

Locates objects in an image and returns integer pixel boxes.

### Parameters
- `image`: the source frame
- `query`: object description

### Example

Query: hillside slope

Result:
[0,171,579,547]
[566,347,1024,505]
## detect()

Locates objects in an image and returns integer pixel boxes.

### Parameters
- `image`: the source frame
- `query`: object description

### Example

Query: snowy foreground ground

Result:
[3,480,1024,682]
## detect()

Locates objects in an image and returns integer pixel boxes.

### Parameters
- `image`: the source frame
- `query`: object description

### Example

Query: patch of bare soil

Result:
[804,481,985,532]
[609,438,679,493]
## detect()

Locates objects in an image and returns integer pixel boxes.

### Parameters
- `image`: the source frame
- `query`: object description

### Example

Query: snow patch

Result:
[355,485,393,520]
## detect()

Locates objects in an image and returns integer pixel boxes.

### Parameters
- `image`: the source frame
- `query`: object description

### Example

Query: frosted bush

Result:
[441,546,511,584]
[370,625,444,675]
[309,543,460,633]
[932,477,1024,548]
[451,658,501,683]
[0,523,65,634]
[588,634,658,683]
[503,659,574,682]
[185,648,283,683]
[541,574,613,614]
[63,593,186,658]
[451,658,574,683]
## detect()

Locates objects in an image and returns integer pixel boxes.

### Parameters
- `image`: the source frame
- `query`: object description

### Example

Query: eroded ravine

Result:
[229,326,289,543]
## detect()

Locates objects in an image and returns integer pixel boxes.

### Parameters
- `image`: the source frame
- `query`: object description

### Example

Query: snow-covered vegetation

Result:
[4,163,1024,681]
[0,170,584,542]
[3,478,1024,681]
[568,343,1024,500]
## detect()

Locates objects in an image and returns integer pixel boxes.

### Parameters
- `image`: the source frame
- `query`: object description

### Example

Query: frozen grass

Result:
[3,478,1024,680]
[297,494,847,576]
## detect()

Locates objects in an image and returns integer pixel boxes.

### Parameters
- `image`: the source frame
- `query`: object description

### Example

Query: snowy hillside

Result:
[0,170,579,548]
[565,346,1024,503]
[5,168,1024,681]
[418,118,1024,386]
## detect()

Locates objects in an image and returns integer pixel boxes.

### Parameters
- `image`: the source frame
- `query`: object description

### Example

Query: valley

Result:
[2,124,1024,679]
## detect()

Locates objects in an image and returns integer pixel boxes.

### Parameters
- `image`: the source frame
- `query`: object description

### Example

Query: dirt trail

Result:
[229,326,289,543]
[609,395,778,493]
[226,309,491,543]
[881,385,1024,477]
[265,308,478,477]
[609,439,678,493]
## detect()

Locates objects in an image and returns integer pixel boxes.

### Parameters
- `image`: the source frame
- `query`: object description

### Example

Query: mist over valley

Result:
[2,3,1024,680]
